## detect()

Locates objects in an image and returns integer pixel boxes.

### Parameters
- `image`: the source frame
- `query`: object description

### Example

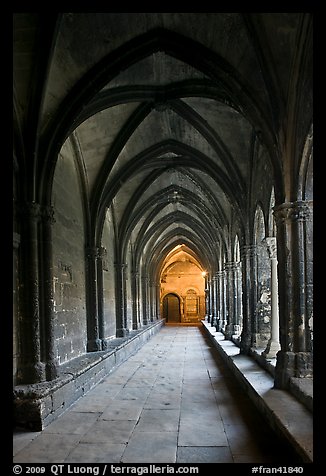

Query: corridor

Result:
[13,325,299,464]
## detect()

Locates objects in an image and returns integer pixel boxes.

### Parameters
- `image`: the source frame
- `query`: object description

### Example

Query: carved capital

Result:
[20,202,41,220]
[273,200,313,224]
[264,236,277,259]
[224,261,236,272]
[97,246,107,260]
[240,244,257,260]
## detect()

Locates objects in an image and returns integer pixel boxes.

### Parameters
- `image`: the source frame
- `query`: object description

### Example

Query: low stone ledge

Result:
[201,320,313,463]
[13,319,164,431]
[289,377,313,413]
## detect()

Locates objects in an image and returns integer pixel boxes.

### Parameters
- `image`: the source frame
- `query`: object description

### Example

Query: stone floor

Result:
[13,324,301,464]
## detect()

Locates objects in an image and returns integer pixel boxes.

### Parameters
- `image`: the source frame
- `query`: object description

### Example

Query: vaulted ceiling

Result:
[13,13,312,274]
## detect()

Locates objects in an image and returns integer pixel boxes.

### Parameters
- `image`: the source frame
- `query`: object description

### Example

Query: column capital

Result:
[19,201,42,219]
[273,200,313,224]
[240,244,257,259]
[97,246,107,260]
[264,236,277,259]
[224,261,236,271]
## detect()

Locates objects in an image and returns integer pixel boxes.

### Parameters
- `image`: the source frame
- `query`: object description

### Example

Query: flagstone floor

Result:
[13,325,300,464]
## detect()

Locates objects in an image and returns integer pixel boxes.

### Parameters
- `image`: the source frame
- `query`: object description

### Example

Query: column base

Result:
[224,324,233,339]
[261,339,281,360]
[239,332,252,354]
[17,361,46,384]
[116,328,129,337]
[274,351,313,389]
[87,339,102,352]
[101,339,108,350]
[45,360,59,380]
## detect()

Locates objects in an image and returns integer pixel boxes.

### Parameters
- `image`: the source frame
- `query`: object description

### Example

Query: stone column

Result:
[149,281,155,322]
[97,247,107,349]
[262,237,281,359]
[204,275,209,320]
[85,247,102,350]
[239,245,257,354]
[13,231,20,385]
[115,263,128,337]
[155,283,161,320]
[142,276,149,325]
[211,274,217,327]
[234,262,242,336]
[18,203,45,383]
[273,201,313,387]
[224,262,236,338]
[40,206,58,380]
[208,275,213,323]
[131,271,139,330]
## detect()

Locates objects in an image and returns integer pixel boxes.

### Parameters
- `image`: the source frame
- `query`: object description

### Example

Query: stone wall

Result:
[52,142,87,364]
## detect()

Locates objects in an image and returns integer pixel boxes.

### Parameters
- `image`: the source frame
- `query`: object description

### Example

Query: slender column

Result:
[114,263,128,337]
[155,283,161,319]
[40,206,58,379]
[239,245,257,354]
[204,275,209,320]
[148,281,153,322]
[211,275,217,327]
[131,271,139,330]
[262,237,281,359]
[208,275,213,323]
[215,271,223,331]
[18,203,45,383]
[13,232,20,385]
[85,247,102,350]
[274,201,313,387]
[142,276,149,325]
[233,262,242,336]
[97,247,107,349]
[225,262,236,338]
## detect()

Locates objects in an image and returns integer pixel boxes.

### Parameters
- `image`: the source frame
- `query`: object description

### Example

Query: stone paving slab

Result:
[64,443,126,463]
[121,431,178,463]
[13,433,82,463]
[176,446,233,463]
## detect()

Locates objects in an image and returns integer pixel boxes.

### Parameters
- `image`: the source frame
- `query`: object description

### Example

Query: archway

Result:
[163,293,181,323]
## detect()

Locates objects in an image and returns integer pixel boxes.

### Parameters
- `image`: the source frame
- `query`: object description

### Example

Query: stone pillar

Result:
[18,203,45,383]
[224,262,236,338]
[155,283,161,319]
[205,274,211,322]
[274,201,313,387]
[234,262,242,336]
[131,271,139,330]
[40,206,58,380]
[218,270,227,331]
[13,231,20,385]
[211,274,217,327]
[239,245,257,354]
[85,247,102,350]
[262,237,281,359]
[97,247,107,349]
[142,276,149,325]
[149,281,155,322]
[208,275,213,323]
[115,263,128,337]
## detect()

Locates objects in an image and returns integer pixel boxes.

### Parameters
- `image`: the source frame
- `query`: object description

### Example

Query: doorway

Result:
[163,293,181,323]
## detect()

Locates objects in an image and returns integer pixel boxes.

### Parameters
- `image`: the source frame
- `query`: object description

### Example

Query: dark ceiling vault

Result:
[13,13,313,276]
